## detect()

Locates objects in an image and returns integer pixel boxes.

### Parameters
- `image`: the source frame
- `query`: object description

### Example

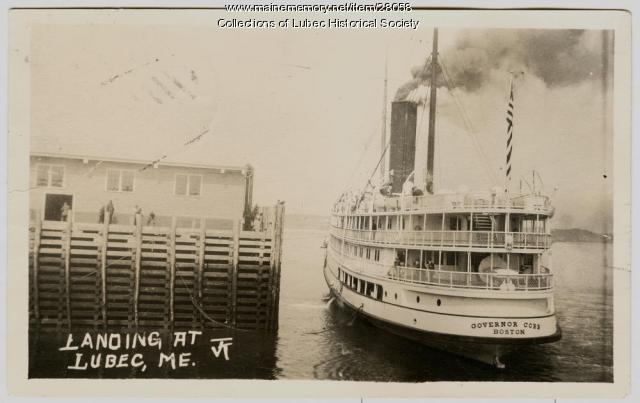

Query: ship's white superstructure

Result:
[323,28,560,367]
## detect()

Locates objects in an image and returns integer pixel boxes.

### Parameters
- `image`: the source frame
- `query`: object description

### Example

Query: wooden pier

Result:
[28,204,285,332]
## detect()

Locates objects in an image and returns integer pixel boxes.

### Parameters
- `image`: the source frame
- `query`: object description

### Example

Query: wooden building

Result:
[29,152,254,229]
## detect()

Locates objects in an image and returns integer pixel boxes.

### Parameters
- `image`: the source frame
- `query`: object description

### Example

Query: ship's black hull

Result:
[328,285,561,368]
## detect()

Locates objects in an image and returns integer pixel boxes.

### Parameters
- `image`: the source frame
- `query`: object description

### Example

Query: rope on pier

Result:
[175,271,252,332]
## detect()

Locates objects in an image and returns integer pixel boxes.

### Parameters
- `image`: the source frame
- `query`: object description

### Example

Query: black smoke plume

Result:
[395,29,609,100]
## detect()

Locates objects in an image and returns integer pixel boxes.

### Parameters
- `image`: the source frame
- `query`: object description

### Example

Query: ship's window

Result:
[416,296,420,303]
[444,252,455,266]
[376,286,383,301]
[367,282,374,297]
[449,216,462,230]
[384,291,388,297]
[437,299,441,306]
[387,217,392,230]
[394,293,398,300]
[366,248,371,259]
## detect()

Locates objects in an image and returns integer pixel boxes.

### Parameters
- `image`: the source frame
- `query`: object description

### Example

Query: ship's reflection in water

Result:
[29,229,613,382]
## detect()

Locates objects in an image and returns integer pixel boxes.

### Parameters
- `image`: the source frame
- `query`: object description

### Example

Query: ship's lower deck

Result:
[323,251,561,367]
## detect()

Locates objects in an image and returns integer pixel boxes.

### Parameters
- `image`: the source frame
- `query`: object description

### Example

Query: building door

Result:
[44,194,73,221]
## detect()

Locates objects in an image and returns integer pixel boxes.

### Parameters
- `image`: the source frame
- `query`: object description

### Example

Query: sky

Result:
[29,15,614,232]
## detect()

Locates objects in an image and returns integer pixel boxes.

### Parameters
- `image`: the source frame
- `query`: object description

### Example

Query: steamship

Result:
[323,29,561,368]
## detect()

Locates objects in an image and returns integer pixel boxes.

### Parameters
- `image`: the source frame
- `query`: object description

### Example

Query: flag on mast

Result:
[505,77,515,180]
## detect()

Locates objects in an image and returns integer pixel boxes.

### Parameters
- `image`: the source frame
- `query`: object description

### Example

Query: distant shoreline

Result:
[284,214,612,243]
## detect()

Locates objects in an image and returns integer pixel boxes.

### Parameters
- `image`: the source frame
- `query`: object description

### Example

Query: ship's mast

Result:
[425,28,438,194]
[380,55,388,185]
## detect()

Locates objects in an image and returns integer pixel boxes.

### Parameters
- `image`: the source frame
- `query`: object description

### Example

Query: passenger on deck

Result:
[402,178,414,196]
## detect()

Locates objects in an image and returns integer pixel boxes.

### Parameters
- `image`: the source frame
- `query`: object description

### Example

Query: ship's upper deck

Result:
[332,190,554,217]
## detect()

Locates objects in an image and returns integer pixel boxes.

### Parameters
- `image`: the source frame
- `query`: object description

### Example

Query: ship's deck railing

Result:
[328,249,554,292]
[387,266,553,291]
[331,226,551,250]
[332,193,553,216]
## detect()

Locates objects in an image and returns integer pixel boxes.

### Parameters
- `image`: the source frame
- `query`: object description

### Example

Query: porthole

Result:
[416,296,420,303]
[394,293,398,300]
[436,299,441,306]
[384,291,387,297]
[413,318,417,324]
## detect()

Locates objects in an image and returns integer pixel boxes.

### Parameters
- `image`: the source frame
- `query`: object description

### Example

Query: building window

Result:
[106,169,135,192]
[36,164,64,188]
[175,174,202,196]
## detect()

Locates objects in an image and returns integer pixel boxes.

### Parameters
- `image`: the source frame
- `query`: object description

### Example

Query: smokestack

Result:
[389,101,418,193]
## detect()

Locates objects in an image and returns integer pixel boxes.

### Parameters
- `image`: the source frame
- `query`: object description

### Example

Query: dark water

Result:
[30,229,613,382]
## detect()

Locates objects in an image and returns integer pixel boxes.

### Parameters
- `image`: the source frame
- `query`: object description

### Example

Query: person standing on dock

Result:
[147,211,157,226]
[133,205,142,225]
[60,202,70,222]
[106,200,115,224]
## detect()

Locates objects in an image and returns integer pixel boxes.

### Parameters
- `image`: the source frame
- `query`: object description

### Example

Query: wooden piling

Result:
[230,219,240,326]
[196,222,206,328]
[133,213,142,326]
[197,222,206,300]
[32,211,41,322]
[270,203,285,331]
[168,217,177,325]
[63,213,72,331]
[100,215,109,328]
